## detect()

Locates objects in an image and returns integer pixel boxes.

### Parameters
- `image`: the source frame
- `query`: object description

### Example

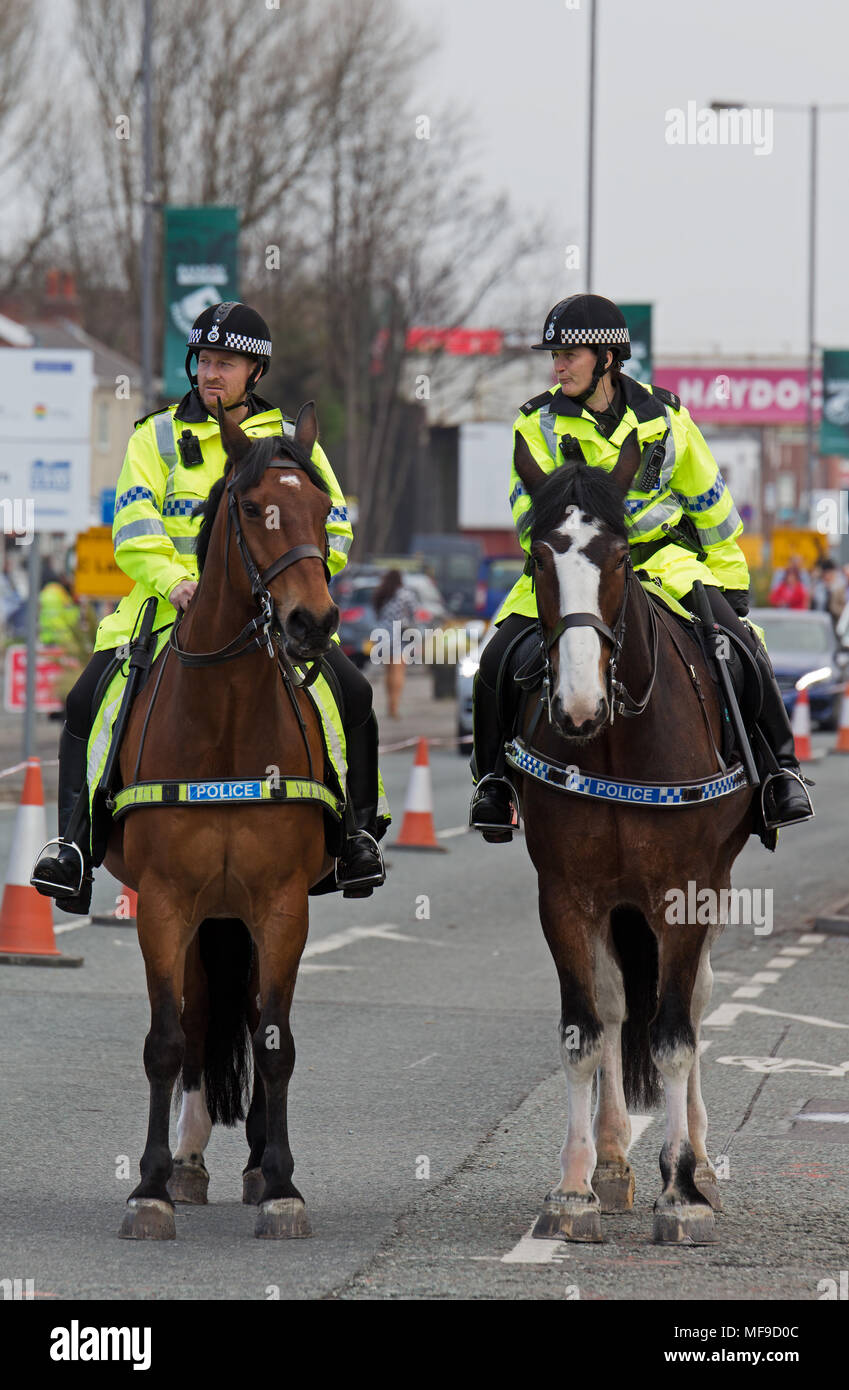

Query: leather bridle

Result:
[169,455,331,688]
[537,551,659,726]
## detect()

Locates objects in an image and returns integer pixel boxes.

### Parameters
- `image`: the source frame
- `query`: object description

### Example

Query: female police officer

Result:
[469,293,813,840]
[32,301,386,911]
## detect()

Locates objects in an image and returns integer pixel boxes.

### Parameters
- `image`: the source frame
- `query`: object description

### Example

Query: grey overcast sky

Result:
[401,0,849,359]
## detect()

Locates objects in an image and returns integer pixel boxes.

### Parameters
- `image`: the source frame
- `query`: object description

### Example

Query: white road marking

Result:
[501,1232,571,1264]
[732,986,764,999]
[799,934,827,945]
[717,1056,849,1077]
[436,826,469,839]
[405,1053,439,1069]
[751,971,782,984]
[302,924,446,958]
[704,1002,849,1030]
[778,947,813,956]
[53,918,92,933]
[698,1040,712,1054]
[300,964,355,973]
[500,1114,654,1265]
[794,1111,849,1123]
[766,958,796,970]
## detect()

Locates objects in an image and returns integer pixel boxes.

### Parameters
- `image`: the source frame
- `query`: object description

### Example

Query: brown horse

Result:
[104,401,338,1240]
[510,431,754,1245]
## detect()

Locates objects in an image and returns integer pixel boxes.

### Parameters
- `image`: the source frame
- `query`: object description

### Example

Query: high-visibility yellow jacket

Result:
[94,391,353,652]
[495,375,749,624]
[39,581,79,647]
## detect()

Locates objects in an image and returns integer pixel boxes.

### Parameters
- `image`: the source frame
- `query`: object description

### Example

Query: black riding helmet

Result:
[531,294,631,404]
[185,301,273,402]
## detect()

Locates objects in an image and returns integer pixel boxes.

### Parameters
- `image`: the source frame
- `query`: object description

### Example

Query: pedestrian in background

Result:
[769,563,809,610]
[372,569,417,719]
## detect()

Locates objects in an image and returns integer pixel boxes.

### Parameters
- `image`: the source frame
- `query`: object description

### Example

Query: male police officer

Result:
[470,293,813,839]
[32,301,385,911]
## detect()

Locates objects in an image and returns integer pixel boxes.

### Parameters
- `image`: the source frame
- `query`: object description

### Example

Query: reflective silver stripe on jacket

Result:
[114,517,169,548]
[625,494,681,538]
[692,507,742,545]
[538,405,558,460]
[172,535,197,554]
[154,412,180,498]
[328,532,352,556]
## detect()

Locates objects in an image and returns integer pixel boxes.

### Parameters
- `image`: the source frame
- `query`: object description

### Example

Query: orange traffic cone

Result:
[0,759,82,967]
[792,688,813,761]
[392,738,448,852]
[92,885,137,927]
[832,683,849,754]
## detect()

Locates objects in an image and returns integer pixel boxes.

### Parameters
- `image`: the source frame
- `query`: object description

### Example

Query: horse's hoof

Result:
[592,1162,635,1213]
[167,1159,209,1205]
[652,1202,717,1245]
[119,1197,176,1241]
[255,1197,311,1240]
[242,1167,265,1205]
[532,1191,602,1243]
[694,1165,724,1212]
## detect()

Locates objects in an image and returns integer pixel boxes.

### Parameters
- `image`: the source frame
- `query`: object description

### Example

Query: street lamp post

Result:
[710,100,849,521]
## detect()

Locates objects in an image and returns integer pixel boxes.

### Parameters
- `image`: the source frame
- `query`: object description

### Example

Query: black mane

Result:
[522,462,626,544]
[194,433,330,573]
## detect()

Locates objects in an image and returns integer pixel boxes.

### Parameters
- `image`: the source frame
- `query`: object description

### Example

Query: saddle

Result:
[498,583,773,844]
[86,613,349,869]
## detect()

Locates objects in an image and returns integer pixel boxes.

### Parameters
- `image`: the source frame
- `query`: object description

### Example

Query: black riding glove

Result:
[723,588,750,617]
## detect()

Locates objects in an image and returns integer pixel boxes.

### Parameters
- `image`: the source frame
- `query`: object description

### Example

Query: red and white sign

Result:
[653,367,822,425]
[4,646,66,713]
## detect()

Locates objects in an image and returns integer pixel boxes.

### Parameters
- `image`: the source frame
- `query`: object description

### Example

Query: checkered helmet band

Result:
[549,326,630,346]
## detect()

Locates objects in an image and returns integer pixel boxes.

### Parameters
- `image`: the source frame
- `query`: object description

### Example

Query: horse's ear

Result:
[216,397,252,467]
[514,432,548,495]
[293,401,318,456]
[609,427,642,496]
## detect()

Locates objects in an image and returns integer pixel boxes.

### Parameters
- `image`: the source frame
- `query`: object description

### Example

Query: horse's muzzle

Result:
[551,694,609,742]
[281,603,339,661]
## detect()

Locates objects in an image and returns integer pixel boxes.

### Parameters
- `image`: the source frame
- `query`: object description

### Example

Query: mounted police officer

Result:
[470,292,814,839]
[32,300,385,911]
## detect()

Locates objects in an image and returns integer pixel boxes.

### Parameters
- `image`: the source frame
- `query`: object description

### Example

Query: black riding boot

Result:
[753,647,815,828]
[30,724,93,913]
[468,671,519,843]
[335,713,386,897]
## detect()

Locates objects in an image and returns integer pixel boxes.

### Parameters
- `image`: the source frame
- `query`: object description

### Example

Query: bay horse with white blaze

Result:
[104,401,338,1240]
[509,430,754,1245]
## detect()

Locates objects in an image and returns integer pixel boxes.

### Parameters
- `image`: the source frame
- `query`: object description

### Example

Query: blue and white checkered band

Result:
[188,329,203,343]
[223,332,272,356]
[504,738,748,807]
[557,327,630,346]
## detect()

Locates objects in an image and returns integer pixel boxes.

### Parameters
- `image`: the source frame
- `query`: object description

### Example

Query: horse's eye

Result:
[241,501,260,519]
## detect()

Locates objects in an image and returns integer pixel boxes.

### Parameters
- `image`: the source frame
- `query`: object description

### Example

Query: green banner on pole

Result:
[163,207,239,401]
[621,303,652,384]
[820,349,849,456]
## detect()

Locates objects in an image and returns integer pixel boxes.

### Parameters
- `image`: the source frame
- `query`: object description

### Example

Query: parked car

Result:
[474,555,526,620]
[330,569,448,669]
[409,534,483,616]
[749,606,849,730]
[455,620,491,755]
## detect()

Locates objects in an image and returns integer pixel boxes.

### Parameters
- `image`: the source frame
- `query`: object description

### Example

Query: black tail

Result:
[611,906,662,1111]
[198,919,254,1127]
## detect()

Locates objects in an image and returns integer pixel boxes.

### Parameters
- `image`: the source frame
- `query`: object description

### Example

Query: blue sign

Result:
[30,459,71,491]
[100,488,116,525]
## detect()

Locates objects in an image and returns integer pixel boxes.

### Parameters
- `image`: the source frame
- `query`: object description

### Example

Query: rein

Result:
[168,454,330,688]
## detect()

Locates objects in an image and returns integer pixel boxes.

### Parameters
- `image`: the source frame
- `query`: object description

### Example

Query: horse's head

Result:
[515,429,641,740]
[207,400,339,661]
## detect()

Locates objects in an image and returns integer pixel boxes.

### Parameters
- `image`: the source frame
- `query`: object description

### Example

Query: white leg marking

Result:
[174,1083,212,1160]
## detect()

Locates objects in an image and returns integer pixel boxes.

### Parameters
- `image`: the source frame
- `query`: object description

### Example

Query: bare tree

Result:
[312,0,537,553]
